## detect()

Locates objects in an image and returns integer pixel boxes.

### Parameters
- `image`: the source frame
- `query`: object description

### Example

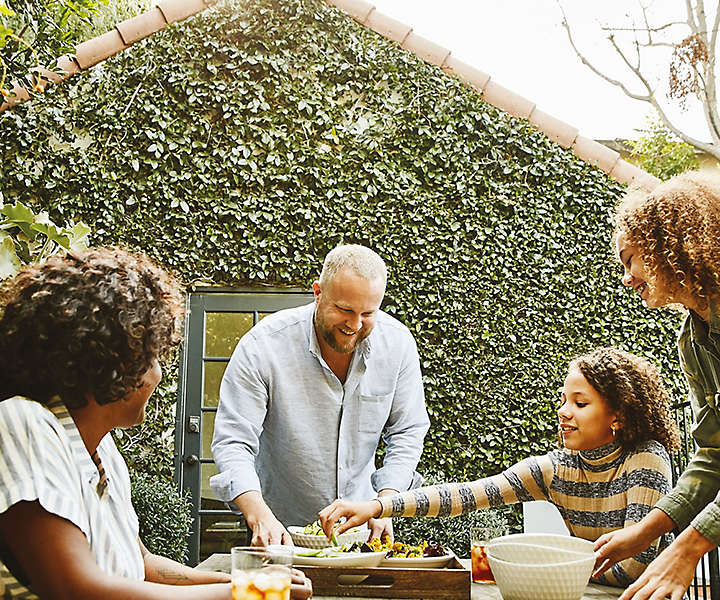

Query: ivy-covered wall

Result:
[0,0,684,542]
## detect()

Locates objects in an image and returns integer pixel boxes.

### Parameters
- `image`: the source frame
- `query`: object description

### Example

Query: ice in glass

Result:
[231,546,292,600]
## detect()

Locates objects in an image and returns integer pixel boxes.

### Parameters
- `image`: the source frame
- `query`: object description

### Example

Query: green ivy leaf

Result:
[0,234,21,279]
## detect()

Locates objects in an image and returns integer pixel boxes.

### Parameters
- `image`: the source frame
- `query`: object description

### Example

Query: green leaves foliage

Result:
[0,199,90,279]
[0,0,685,547]
[629,115,699,180]
[130,470,193,561]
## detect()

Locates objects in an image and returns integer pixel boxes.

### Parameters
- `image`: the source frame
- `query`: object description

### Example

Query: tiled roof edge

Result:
[325,0,660,190]
[0,0,661,191]
[0,0,219,114]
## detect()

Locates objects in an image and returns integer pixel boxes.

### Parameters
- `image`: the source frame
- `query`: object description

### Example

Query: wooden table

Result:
[197,553,623,600]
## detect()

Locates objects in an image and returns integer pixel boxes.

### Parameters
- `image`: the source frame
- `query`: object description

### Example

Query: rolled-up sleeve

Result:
[210,333,268,504]
[371,334,429,493]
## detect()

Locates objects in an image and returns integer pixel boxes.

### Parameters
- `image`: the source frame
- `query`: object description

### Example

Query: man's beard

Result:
[315,313,369,354]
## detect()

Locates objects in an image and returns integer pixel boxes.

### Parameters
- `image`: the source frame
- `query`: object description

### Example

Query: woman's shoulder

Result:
[0,396,54,423]
[624,439,671,466]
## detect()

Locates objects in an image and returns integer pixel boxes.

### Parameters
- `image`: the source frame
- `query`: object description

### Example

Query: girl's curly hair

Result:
[0,247,184,408]
[569,348,680,454]
[614,171,720,308]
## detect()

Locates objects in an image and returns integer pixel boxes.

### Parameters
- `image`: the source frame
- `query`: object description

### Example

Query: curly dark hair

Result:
[569,348,680,454]
[614,171,720,308]
[0,247,184,408]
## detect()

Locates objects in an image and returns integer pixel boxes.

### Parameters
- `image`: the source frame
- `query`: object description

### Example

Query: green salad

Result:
[301,520,363,536]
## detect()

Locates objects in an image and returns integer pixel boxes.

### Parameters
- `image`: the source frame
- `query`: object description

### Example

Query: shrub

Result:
[130,471,193,562]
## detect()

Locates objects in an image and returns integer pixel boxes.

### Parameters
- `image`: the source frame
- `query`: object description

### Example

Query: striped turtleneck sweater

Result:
[378,440,673,587]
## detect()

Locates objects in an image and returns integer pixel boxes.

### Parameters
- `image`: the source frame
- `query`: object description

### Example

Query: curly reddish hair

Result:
[569,348,680,454]
[614,171,720,308]
[0,247,184,408]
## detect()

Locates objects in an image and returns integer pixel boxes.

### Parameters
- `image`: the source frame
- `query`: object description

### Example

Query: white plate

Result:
[292,550,386,568]
[380,551,454,568]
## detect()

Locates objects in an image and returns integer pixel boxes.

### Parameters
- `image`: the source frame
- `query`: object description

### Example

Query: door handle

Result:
[185,454,199,466]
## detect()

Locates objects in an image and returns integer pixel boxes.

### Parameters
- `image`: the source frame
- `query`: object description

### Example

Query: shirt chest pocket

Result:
[358,393,393,433]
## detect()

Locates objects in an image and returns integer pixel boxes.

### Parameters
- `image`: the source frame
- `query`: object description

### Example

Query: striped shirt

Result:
[378,440,673,587]
[0,396,144,598]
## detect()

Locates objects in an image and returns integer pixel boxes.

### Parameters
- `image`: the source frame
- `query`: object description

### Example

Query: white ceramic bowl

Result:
[486,534,595,600]
[287,525,370,549]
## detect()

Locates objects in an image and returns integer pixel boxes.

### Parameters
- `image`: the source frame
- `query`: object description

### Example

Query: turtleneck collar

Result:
[578,439,623,468]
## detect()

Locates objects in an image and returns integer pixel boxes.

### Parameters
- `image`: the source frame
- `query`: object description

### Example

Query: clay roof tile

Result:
[157,0,213,24]
[364,10,412,44]
[402,32,450,67]
[481,79,535,119]
[75,30,128,70]
[442,56,490,93]
[325,0,374,23]
[56,55,81,78]
[572,135,621,174]
[528,109,578,149]
[116,9,168,45]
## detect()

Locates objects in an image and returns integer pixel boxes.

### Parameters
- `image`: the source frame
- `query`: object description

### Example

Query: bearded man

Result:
[210,244,429,546]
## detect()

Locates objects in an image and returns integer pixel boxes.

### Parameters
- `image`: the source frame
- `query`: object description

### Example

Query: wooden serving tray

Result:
[302,556,471,599]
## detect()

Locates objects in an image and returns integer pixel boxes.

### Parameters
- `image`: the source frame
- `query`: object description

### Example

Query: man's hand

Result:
[234,491,293,547]
[367,517,393,542]
[593,509,674,578]
[617,527,713,600]
[248,513,292,547]
[291,568,313,599]
[318,499,382,539]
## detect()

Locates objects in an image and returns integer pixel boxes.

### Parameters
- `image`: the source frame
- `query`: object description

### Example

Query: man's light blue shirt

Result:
[210,302,429,527]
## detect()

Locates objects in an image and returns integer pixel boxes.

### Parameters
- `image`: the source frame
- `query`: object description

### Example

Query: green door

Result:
[176,288,313,565]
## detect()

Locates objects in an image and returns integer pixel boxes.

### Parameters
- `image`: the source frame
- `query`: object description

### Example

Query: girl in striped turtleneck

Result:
[319,347,681,588]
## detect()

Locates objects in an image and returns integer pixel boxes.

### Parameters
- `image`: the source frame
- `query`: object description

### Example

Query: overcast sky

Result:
[369,1,708,142]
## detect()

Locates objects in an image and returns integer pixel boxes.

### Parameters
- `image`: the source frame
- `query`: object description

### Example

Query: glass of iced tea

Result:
[231,546,292,600]
[470,526,507,584]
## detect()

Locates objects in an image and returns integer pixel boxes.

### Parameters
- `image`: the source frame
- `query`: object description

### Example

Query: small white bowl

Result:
[486,534,594,600]
[287,525,370,549]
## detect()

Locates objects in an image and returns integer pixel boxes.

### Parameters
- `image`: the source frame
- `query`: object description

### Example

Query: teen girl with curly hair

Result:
[318,347,680,587]
[595,172,720,600]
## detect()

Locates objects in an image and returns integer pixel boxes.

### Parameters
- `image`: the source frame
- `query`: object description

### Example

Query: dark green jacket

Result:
[656,301,720,544]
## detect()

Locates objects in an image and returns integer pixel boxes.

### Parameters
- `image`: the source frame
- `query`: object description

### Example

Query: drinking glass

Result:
[231,546,293,600]
[470,526,508,584]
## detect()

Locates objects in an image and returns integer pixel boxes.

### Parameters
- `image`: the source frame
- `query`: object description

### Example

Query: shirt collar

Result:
[709,297,720,335]
[578,439,622,465]
[46,396,110,497]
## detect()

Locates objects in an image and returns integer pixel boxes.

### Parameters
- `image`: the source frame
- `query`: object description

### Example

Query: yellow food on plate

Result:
[367,537,446,558]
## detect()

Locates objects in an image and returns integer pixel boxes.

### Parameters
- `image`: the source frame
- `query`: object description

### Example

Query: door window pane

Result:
[204,312,253,357]
[203,361,228,408]
[201,411,216,459]
[201,462,219,509]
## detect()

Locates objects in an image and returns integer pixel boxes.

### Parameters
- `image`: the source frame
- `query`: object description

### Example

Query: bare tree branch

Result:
[636,42,676,48]
[600,22,685,33]
[686,0,699,32]
[711,3,720,50]
[558,5,651,102]
[559,0,720,161]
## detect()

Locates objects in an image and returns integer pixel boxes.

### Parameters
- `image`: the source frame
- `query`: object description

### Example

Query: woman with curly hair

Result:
[318,347,681,587]
[595,172,720,600]
[0,247,234,600]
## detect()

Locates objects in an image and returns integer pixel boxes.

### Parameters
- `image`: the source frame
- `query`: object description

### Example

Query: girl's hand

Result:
[290,568,312,599]
[318,499,382,539]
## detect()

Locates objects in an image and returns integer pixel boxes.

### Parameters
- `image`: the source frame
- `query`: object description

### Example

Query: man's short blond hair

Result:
[319,244,387,288]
